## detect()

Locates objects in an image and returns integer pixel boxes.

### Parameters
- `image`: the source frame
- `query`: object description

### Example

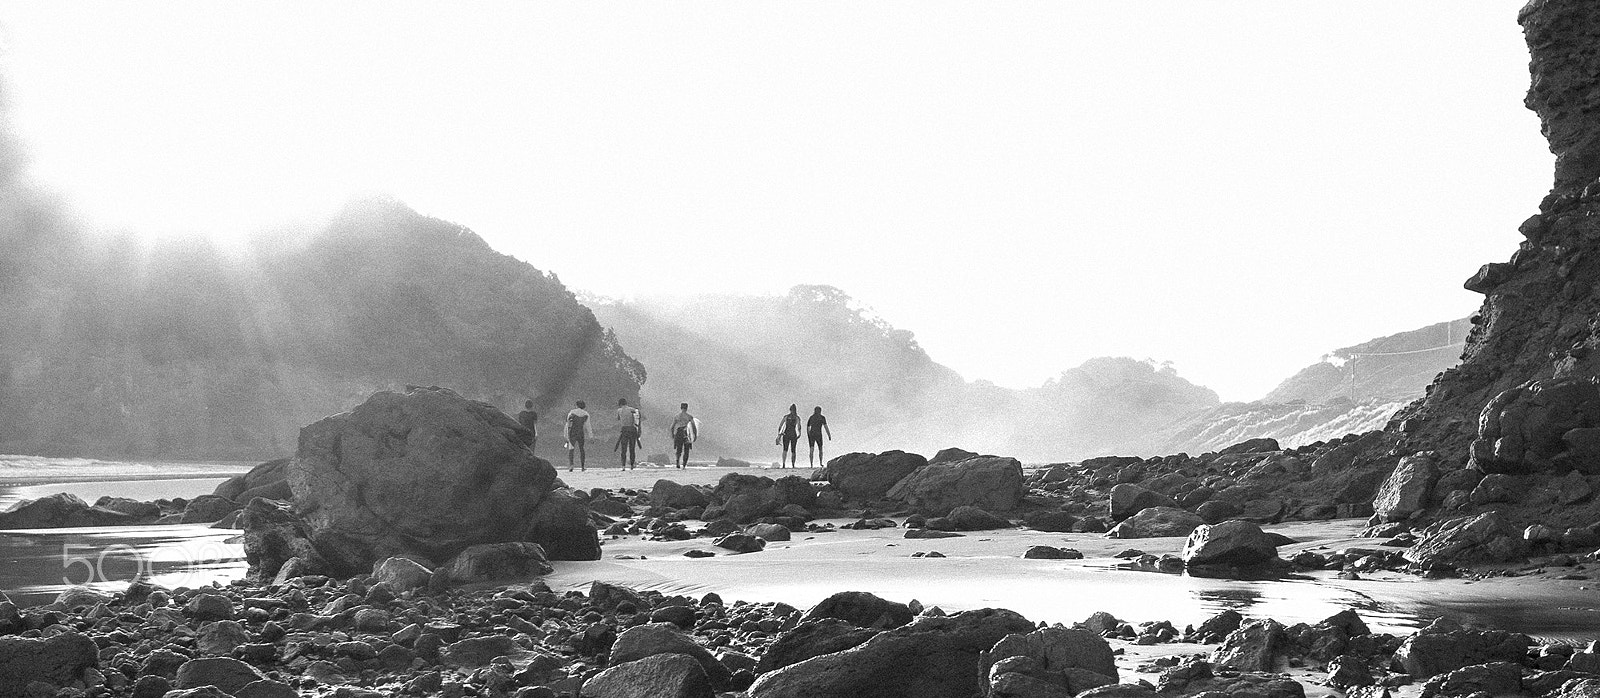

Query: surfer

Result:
[777,404,801,468]
[807,406,831,467]
[516,400,538,453]
[615,398,641,470]
[671,403,698,469]
[565,400,592,471]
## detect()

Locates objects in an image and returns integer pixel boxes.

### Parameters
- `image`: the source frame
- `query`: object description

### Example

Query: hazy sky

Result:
[0,2,1548,401]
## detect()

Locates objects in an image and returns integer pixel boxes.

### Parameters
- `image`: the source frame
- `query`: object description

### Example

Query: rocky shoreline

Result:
[7,554,1600,698]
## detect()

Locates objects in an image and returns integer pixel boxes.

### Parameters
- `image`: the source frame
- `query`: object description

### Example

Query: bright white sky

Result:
[0,2,1549,401]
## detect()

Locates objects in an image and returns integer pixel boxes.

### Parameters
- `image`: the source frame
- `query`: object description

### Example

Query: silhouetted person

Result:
[565,400,592,471]
[777,404,801,468]
[516,400,538,453]
[671,403,697,469]
[615,398,641,470]
[807,406,831,467]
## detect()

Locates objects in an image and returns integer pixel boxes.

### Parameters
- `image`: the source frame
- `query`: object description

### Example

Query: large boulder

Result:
[443,542,553,584]
[885,455,1025,515]
[174,657,268,694]
[1107,484,1178,521]
[826,451,929,500]
[1403,512,1527,567]
[1212,619,1286,672]
[0,632,98,697]
[1392,618,1531,678]
[747,608,1036,698]
[1220,438,1280,455]
[249,386,588,579]
[983,627,1119,688]
[1372,453,1439,523]
[608,623,732,688]
[526,488,602,560]
[581,653,714,698]
[756,619,879,674]
[1181,521,1280,567]
[802,591,914,629]
[1106,507,1204,539]
[651,480,710,509]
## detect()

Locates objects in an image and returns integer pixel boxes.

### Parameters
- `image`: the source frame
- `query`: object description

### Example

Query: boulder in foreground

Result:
[747,608,1035,698]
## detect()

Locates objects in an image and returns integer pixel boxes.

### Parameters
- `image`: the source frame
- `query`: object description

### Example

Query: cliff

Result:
[1387,0,1600,467]
[0,196,643,460]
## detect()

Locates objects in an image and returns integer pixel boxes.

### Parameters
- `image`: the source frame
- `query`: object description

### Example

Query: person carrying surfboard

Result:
[615,398,641,470]
[671,403,698,469]
[565,400,593,472]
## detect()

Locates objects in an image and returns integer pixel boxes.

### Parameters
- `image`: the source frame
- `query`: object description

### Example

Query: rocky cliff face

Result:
[0,197,643,460]
[1388,1,1600,467]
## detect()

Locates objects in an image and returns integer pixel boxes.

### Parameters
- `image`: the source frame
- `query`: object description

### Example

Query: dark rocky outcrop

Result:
[241,386,598,581]
[801,591,914,630]
[1106,507,1204,539]
[755,619,879,674]
[1370,1,1600,541]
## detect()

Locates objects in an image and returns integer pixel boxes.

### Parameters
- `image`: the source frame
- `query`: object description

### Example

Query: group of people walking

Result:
[514,399,832,471]
[516,399,701,471]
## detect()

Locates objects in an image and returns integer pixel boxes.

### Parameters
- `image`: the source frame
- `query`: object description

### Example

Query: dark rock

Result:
[904,528,964,539]
[444,542,553,584]
[1418,661,1524,698]
[746,608,1035,698]
[1181,521,1280,566]
[1372,453,1438,523]
[651,480,710,509]
[983,626,1119,681]
[756,618,879,674]
[0,631,98,697]
[371,556,433,590]
[609,623,732,688]
[1107,484,1178,521]
[885,455,1025,515]
[1393,618,1531,678]
[441,635,519,668]
[1106,506,1204,539]
[745,523,791,542]
[1211,619,1286,672]
[174,657,268,694]
[713,533,766,553]
[270,386,588,579]
[1403,513,1527,567]
[826,451,928,500]
[0,492,132,529]
[1220,438,1280,455]
[1022,510,1078,532]
[946,505,1012,531]
[650,605,696,630]
[94,496,163,519]
[581,653,714,698]
[802,591,914,629]
[1196,500,1244,524]
[1023,546,1083,560]
[181,494,241,524]
[527,488,603,560]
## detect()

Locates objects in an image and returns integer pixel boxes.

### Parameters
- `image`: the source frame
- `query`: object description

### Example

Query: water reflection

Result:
[0,525,246,606]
